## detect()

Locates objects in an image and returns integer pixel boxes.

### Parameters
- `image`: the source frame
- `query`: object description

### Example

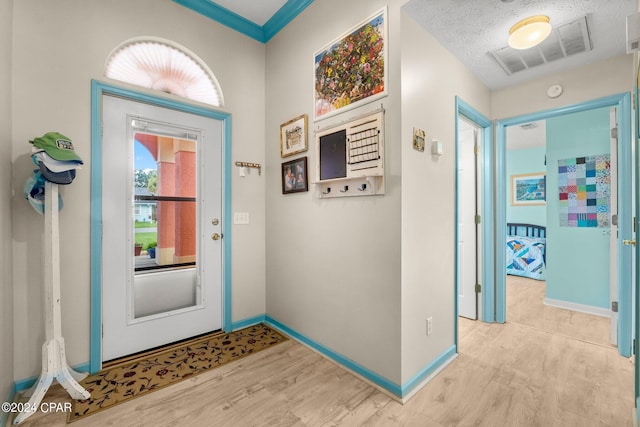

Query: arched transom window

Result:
[105,37,224,107]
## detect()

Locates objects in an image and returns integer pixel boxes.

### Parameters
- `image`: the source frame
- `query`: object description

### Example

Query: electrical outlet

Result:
[427,317,433,336]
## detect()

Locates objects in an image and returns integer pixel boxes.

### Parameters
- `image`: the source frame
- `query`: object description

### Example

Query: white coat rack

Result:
[14,182,90,425]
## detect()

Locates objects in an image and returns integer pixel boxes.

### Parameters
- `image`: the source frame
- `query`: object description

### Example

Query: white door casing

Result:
[101,95,223,361]
[475,128,483,320]
[458,118,481,319]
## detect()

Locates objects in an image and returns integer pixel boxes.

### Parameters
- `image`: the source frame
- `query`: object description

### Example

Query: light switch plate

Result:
[234,212,249,225]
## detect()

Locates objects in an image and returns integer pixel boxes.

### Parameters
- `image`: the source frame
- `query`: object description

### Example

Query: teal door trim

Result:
[90,80,233,373]
[455,97,494,336]
[172,0,314,43]
[495,93,632,358]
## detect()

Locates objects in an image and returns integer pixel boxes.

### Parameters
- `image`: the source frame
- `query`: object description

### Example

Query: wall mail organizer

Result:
[313,109,385,198]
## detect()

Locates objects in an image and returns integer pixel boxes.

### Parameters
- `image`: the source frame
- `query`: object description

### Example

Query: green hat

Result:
[30,132,83,163]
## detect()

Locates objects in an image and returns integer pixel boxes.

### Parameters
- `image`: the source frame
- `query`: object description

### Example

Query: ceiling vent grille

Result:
[520,122,538,130]
[490,16,592,76]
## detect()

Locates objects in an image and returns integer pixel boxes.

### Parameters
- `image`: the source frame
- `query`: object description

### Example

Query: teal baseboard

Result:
[1,384,16,427]
[264,315,402,397]
[401,345,457,398]
[9,315,456,411]
[230,314,266,331]
[264,315,456,399]
[13,362,91,393]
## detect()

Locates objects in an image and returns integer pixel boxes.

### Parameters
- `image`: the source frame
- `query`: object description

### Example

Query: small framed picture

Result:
[413,128,425,152]
[282,157,308,194]
[511,173,546,206]
[280,114,308,158]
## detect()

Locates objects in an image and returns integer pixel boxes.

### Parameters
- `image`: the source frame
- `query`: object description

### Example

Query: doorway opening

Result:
[455,97,493,345]
[495,93,633,359]
[504,108,618,348]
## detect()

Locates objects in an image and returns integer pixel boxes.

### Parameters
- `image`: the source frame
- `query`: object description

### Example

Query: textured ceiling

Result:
[207,0,636,89]
[402,0,637,89]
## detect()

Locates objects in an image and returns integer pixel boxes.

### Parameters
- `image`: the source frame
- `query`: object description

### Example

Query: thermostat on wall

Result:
[431,140,443,156]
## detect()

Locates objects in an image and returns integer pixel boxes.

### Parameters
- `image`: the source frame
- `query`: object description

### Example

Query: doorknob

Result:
[623,239,636,246]
[211,233,222,241]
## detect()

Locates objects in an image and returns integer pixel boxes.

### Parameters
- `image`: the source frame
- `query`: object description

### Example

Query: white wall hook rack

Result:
[313,109,385,199]
[314,175,383,199]
[235,161,262,176]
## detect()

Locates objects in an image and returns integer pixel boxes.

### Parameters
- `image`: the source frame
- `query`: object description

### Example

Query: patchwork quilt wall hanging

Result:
[557,154,610,228]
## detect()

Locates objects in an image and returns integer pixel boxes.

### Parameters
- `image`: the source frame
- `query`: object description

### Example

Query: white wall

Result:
[492,54,634,120]
[399,10,491,384]
[264,0,493,390]
[1,0,14,405]
[11,0,267,380]
[265,0,403,384]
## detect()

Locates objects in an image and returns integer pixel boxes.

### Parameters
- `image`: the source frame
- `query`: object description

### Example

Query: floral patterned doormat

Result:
[69,324,287,423]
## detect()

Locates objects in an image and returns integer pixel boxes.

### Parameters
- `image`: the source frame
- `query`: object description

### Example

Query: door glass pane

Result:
[132,131,199,319]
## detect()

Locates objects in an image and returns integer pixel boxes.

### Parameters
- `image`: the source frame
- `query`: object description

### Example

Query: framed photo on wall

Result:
[313,7,388,121]
[280,114,308,158]
[413,127,425,152]
[282,157,308,194]
[511,173,546,206]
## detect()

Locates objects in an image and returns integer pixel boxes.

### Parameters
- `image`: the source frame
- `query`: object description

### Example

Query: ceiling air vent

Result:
[490,16,592,76]
[520,122,538,130]
[627,12,640,53]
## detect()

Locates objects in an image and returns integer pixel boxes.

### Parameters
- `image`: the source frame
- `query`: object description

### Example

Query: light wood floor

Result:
[8,278,634,426]
[505,275,611,347]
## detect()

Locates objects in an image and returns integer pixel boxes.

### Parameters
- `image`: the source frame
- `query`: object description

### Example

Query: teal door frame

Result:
[495,92,632,358]
[89,80,233,373]
[455,97,494,340]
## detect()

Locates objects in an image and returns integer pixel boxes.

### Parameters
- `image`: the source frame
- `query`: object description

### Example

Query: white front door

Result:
[101,95,223,361]
[458,118,481,319]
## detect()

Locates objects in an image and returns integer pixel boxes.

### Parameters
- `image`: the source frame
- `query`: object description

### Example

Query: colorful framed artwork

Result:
[511,173,546,206]
[282,157,308,194]
[313,8,387,121]
[280,114,308,158]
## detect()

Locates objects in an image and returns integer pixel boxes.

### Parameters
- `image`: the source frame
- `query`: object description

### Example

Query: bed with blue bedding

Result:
[506,223,546,280]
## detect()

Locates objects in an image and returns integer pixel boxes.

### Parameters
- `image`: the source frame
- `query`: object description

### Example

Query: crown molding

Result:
[173,0,314,43]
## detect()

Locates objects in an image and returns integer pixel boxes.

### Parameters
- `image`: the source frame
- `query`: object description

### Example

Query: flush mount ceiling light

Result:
[508,15,552,50]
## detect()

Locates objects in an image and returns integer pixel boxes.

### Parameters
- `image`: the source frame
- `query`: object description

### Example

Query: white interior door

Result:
[101,95,223,361]
[458,118,481,319]
[610,107,619,346]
